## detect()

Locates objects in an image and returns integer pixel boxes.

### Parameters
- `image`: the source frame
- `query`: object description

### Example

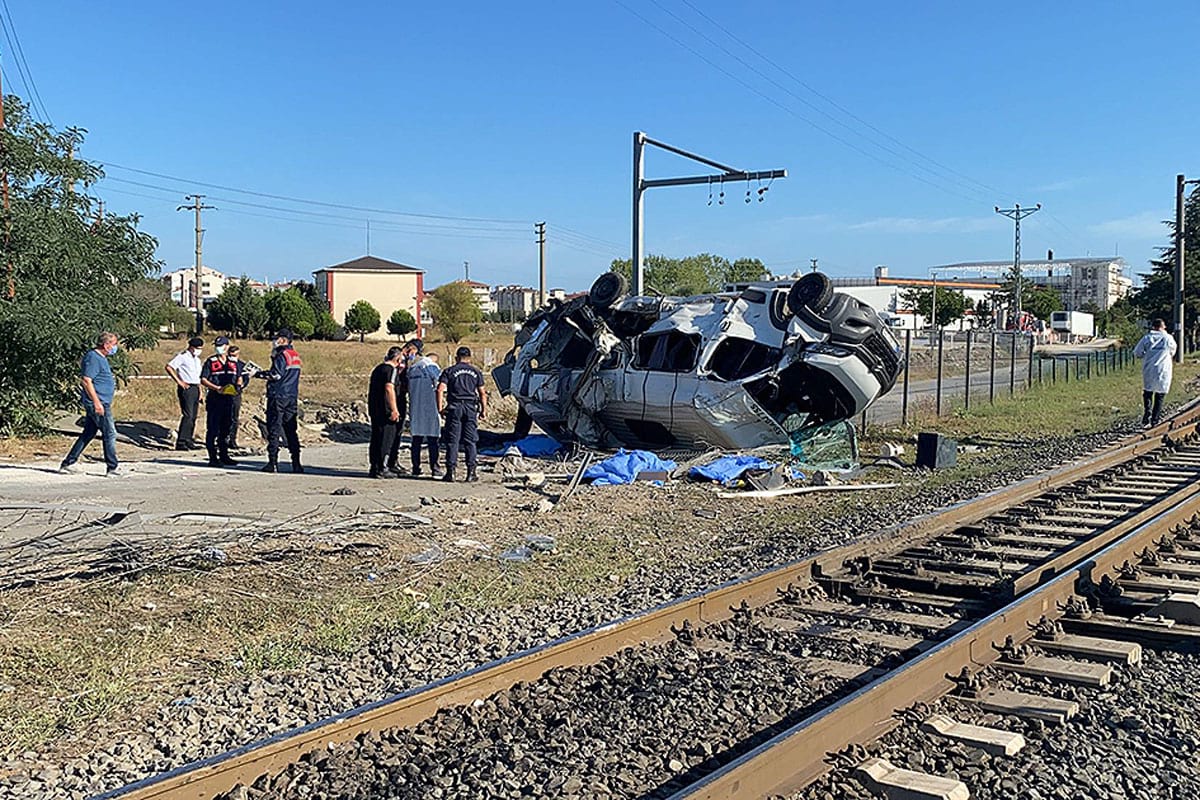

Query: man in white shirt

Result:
[1133,318,1177,427]
[166,337,204,450]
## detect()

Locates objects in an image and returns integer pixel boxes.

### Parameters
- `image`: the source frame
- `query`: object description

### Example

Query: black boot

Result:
[262,457,278,473]
[466,467,479,483]
[291,454,304,474]
[441,467,455,482]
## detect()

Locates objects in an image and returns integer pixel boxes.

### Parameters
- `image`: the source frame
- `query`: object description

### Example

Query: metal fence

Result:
[864,329,1134,428]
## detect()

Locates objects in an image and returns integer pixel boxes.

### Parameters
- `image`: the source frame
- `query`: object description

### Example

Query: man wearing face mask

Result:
[165,336,204,451]
[224,345,252,451]
[257,328,304,473]
[60,332,123,476]
[200,336,244,467]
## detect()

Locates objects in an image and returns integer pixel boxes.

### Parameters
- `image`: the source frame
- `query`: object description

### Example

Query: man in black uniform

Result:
[225,344,251,451]
[437,346,488,482]
[259,328,304,473]
[199,335,245,467]
[383,340,414,476]
[368,346,404,479]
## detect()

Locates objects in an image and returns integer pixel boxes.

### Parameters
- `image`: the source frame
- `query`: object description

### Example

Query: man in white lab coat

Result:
[1133,318,1177,427]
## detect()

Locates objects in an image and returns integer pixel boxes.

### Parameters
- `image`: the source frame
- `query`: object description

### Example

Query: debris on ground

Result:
[582,450,679,487]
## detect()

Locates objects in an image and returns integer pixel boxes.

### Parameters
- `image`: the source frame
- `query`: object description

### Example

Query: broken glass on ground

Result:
[407,543,445,565]
[789,419,859,472]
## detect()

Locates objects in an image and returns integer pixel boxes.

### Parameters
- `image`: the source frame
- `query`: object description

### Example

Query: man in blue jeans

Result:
[60,331,122,476]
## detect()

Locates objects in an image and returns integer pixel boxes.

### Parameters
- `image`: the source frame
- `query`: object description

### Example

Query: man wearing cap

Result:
[199,336,245,467]
[258,328,304,473]
[165,336,204,450]
[437,346,487,482]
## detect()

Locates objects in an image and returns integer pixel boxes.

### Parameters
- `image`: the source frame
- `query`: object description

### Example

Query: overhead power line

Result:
[610,0,989,207]
[100,162,528,225]
[0,0,51,125]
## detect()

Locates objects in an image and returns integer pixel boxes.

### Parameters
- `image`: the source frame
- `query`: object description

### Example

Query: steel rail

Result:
[96,402,1200,800]
[671,473,1200,799]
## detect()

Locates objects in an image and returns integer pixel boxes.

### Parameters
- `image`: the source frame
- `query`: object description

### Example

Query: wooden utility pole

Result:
[1,69,12,300]
[177,195,215,332]
[535,221,546,308]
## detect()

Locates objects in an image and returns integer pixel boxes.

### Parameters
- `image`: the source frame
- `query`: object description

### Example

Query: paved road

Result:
[866,355,1122,426]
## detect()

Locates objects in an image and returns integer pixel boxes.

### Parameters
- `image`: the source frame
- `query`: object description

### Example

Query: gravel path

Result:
[0,420,1152,799]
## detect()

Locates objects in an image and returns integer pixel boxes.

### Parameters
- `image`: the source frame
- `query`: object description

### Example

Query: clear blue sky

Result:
[4,0,1197,290]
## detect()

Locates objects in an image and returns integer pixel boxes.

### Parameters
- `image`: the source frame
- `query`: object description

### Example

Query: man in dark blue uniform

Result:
[437,346,488,482]
[258,328,304,473]
[199,335,245,467]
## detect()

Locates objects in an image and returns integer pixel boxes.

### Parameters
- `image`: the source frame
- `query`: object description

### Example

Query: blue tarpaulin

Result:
[688,455,776,485]
[583,449,678,486]
[478,434,563,458]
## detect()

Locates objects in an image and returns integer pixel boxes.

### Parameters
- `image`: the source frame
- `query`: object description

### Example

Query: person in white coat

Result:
[405,340,443,477]
[1133,318,1177,426]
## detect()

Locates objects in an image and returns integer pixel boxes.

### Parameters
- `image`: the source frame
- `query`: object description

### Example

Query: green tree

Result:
[344,299,381,342]
[725,257,768,284]
[208,277,268,338]
[386,308,417,339]
[264,287,317,338]
[1133,185,1200,348]
[313,310,339,340]
[0,95,161,434]
[609,253,727,296]
[293,280,328,321]
[900,287,969,328]
[1022,286,1063,320]
[426,282,481,343]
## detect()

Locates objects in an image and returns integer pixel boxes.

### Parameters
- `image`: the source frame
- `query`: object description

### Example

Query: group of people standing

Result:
[162,329,304,471]
[367,339,487,482]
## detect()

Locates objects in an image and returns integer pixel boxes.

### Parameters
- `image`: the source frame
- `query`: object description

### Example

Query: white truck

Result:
[1050,310,1094,339]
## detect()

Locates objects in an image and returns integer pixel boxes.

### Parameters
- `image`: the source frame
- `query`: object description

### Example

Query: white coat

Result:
[406,356,442,437]
[1133,329,1177,394]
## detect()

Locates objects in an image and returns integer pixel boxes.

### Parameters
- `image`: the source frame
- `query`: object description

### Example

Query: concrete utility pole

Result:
[1175,175,1200,362]
[0,66,11,300]
[535,221,546,308]
[631,131,786,295]
[810,258,818,273]
[994,203,1041,322]
[464,260,470,282]
[929,270,939,348]
[177,195,215,333]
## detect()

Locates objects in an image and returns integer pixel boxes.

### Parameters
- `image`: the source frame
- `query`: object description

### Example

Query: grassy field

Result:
[120,327,520,426]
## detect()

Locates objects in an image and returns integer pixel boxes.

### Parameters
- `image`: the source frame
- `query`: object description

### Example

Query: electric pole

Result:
[177,195,215,333]
[535,221,546,308]
[994,203,1041,323]
[464,260,470,281]
[0,66,11,300]
[1176,175,1200,362]
[810,258,818,273]
[631,131,786,295]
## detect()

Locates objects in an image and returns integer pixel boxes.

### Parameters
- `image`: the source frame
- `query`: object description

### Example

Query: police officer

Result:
[199,336,245,467]
[224,344,251,451]
[259,328,304,473]
[437,346,487,482]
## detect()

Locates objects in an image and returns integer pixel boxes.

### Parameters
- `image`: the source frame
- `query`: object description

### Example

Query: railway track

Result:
[98,404,1200,800]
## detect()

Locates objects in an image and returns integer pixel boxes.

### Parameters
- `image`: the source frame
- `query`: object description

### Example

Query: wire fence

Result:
[864,328,1133,429]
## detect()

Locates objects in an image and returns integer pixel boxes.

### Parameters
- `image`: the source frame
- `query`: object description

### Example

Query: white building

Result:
[492,285,540,319]
[931,258,1131,311]
[460,280,496,314]
[163,266,229,311]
